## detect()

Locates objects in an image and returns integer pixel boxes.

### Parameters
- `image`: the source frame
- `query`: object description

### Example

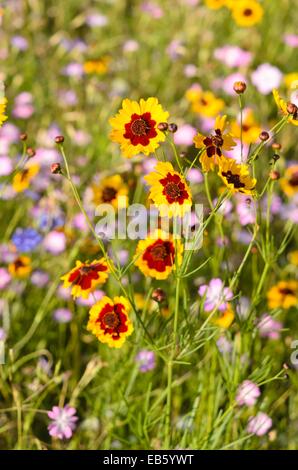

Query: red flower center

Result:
[160,173,189,205]
[68,263,107,290]
[203,129,224,159]
[289,172,298,187]
[102,186,117,202]
[143,239,175,272]
[279,287,294,296]
[243,8,253,16]
[221,170,246,190]
[124,112,157,146]
[97,302,128,340]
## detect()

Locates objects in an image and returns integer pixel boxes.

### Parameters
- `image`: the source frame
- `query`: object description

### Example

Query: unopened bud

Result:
[287,102,298,116]
[270,170,280,180]
[233,81,247,94]
[157,122,168,132]
[55,135,65,144]
[259,131,269,141]
[26,147,35,158]
[19,132,27,141]
[272,142,281,150]
[51,163,62,174]
[168,123,178,133]
[151,288,166,304]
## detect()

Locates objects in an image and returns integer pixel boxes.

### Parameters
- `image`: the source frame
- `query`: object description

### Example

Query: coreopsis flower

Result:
[267,280,298,310]
[0,97,7,127]
[8,256,32,277]
[61,259,109,299]
[284,72,298,89]
[280,165,298,197]
[144,162,192,217]
[92,174,128,209]
[186,87,224,118]
[236,380,261,407]
[273,89,298,126]
[230,0,263,27]
[109,97,169,158]
[247,412,272,437]
[230,109,261,144]
[87,296,133,348]
[288,251,298,266]
[83,56,111,74]
[48,405,78,440]
[199,278,233,312]
[12,163,40,193]
[213,304,235,328]
[218,157,257,195]
[193,115,236,172]
[134,229,183,280]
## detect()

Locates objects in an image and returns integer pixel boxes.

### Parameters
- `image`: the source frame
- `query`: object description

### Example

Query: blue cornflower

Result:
[11,228,42,253]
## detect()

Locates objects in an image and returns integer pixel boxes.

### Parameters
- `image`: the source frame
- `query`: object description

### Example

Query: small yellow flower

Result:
[288,251,298,266]
[218,156,256,195]
[230,109,261,144]
[144,161,192,217]
[284,73,298,89]
[0,97,7,127]
[194,115,236,172]
[280,165,298,197]
[134,229,183,280]
[92,174,129,210]
[231,0,263,27]
[12,164,40,193]
[87,296,133,348]
[273,89,298,127]
[213,304,235,328]
[267,281,298,310]
[61,259,109,299]
[8,256,32,278]
[109,97,169,158]
[204,0,226,9]
[83,56,111,75]
[186,87,225,118]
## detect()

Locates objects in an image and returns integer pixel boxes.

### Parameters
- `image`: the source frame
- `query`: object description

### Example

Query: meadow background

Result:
[0,0,298,450]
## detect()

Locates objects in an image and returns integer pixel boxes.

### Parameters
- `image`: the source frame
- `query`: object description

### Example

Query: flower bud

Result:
[151,288,166,304]
[233,81,247,94]
[55,135,65,144]
[51,163,62,174]
[272,142,281,150]
[269,170,280,180]
[287,102,298,116]
[259,131,269,141]
[26,147,35,158]
[19,132,27,141]
[272,154,280,162]
[157,122,168,132]
[168,123,178,133]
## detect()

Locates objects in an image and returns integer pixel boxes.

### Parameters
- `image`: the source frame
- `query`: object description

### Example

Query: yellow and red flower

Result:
[212,304,235,328]
[0,96,7,127]
[230,109,261,144]
[92,174,128,209]
[134,229,183,280]
[194,115,236,172]
[87,296,133,348]
[204,0,226,9]
[12,164,40,193]
[144,162,192,217]
[280,165,298,197]
[109,98,169,158]
[273,89,298,127]
[186,87,225,118]
[218,157,256,195]
[267,280,298,310]
[230,0,264,27]
[8,256,32,278]
[61,259,109,299]
[83,56,111,75]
